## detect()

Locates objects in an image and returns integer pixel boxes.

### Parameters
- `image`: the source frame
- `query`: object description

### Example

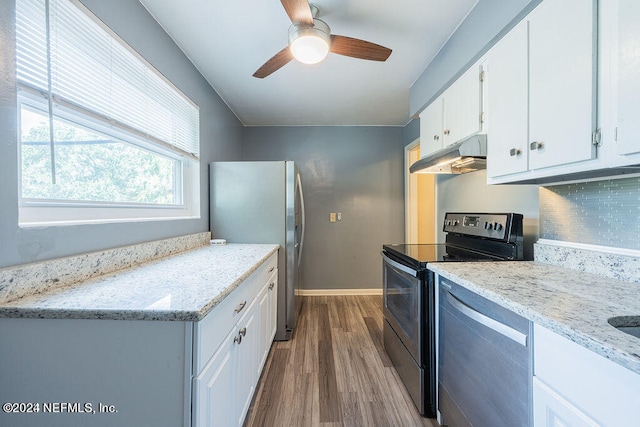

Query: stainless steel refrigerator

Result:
[209,161,305,341]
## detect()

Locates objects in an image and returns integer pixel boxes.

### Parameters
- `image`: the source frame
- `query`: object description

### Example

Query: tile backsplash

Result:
[539,177,640,250]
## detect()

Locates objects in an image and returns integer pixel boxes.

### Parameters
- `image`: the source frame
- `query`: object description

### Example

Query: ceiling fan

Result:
[253,0,392,78]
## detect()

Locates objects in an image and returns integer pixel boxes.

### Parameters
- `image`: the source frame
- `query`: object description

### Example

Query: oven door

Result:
[381,251,423,364]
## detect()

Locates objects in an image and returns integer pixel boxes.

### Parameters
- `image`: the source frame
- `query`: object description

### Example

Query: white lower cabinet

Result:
[533,324,640,427]
[257,269,277,373]
[0,251,278,427]
[533,377,599,427]
[194,298,258,427]
[193,252,277,427]
[193,328,237,427]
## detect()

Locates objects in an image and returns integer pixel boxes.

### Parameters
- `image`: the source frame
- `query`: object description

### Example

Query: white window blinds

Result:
[16,0,200,158]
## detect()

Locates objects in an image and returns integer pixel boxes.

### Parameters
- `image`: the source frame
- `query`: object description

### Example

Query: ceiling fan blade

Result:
[253,46,294,78]
[330,35,392,62]
[280,0,314,25]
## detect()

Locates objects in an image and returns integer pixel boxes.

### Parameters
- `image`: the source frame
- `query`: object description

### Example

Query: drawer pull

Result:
[234,301,247,313]
[233,334,242,344]
[239,327,247,337]
[268,282,275,290]
[268,266,275,273]
[509,148,521,157]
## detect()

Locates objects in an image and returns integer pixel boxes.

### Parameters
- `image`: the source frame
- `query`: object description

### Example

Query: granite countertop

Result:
[428,261,640,375]
[0,243,279,322]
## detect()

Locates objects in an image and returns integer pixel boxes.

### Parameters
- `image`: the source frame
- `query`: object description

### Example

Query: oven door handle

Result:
[446,291,527,347]
[381,252,419,277]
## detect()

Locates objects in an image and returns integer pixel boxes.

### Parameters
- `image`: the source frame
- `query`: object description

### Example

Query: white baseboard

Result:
[298,288,383,296]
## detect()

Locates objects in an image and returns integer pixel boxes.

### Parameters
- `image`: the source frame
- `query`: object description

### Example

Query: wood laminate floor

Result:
[246,295,439,427]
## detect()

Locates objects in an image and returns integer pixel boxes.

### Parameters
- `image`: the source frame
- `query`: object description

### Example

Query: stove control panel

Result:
[443,213,516,240]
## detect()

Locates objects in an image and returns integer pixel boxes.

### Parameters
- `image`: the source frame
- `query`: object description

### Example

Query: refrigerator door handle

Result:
[296,172,305,267]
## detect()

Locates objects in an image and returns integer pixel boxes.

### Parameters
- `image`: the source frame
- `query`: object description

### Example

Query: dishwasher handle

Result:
[446,291,527,347]
[381,252,418,278]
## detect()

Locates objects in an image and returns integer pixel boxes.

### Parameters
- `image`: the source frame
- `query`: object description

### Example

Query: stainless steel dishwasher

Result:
[438,276,532,427]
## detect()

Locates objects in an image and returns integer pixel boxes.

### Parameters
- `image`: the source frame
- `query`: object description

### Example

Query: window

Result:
[16,0,200,225]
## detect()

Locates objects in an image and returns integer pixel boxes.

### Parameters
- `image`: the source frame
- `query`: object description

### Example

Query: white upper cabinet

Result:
[443,64,484,147]
[615,0,640,157]
[419,97,444,157]
[419,64,484,159]
[486,0,598,183]
[528,0,596,170]
[486,21,529,178]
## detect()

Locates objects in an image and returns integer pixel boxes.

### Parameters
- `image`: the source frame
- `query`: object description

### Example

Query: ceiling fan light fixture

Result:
[288,19,331,65]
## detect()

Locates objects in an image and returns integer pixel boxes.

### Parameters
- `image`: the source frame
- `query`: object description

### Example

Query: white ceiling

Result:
[140,0,478,126]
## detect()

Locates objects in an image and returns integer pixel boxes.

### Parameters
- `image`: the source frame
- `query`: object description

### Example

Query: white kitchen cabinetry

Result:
[257,268,278,372]
[443,64,484,147]
[419,98,444,157]
[193,252,277,427]
[193,328,236,427]
[0,251,278,427]
[614,0,640,158]
[528,0,596,170]
[486,20,529,177]
[533,324,640,427]
[486,0,597,182]
[419,64,484,158]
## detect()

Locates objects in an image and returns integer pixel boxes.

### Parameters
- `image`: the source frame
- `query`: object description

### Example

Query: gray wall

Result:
[0,0,243,268]
[243,127,406,291]
[410,0,541,117]
[540,178,640,250]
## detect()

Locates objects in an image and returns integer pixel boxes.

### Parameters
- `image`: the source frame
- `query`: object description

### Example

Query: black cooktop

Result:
[383,243,510,270]
[383,244,448,267]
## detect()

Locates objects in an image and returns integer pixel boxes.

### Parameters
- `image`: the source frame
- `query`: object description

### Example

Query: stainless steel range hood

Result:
[410,134,487,174]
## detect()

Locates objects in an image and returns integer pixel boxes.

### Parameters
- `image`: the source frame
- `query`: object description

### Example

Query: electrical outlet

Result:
[337,213,342,221]
[330,212,336,222]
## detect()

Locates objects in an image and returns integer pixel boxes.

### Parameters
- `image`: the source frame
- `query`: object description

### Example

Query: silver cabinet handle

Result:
[444,129,451,135]
[268,266,275,273]
[239,327,247,337]
[509,148,521,156]
[530,141,544,150]
[433,134,440,141]
[268,282,275,290]
[446,291,527,346]
[233,334,242,344]
[381,252,418,277]
[234,301,247,313]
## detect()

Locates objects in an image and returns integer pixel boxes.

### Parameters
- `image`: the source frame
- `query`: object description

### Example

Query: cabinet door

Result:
[193,328,237,427]
[444,64,483,147]
[268,272,278,342]
[236,300,258,427]
[419,98,444,157]
[528,0,596,169]
[533,378,599,427]
[257,283,270,371]
[486,21,529,178]
[616,0,640,156]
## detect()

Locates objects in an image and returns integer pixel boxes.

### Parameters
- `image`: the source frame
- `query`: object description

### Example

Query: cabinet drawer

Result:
[256,252,277,286]
[534,324,640,425]
[194,272,258,373]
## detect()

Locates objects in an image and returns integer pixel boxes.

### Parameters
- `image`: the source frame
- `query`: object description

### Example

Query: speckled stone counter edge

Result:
[0,232,211,304]
[534,240,640,283]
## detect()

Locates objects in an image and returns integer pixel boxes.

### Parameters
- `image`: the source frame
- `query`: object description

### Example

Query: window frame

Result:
[16,0,201,227]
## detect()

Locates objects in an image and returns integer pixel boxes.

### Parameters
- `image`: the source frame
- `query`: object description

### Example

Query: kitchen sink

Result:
[608,316,640,339]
